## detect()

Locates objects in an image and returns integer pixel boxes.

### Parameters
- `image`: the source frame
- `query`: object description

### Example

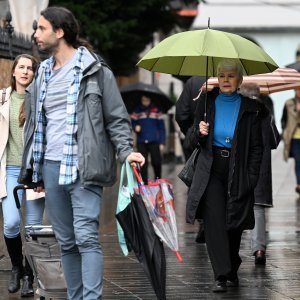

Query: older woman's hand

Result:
[199,121,209,135]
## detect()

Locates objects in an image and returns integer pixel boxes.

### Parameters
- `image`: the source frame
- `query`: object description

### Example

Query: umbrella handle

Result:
[132,164,144,185]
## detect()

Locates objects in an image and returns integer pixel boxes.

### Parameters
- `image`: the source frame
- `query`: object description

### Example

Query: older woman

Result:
[185,59,264,292]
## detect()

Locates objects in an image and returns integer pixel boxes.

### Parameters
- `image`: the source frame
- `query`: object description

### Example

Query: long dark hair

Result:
[41,6,93,51]
[10,54,38,127]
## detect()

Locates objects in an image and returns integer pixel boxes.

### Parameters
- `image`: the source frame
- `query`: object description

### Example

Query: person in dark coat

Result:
[176,76,207,160]
[185,59,264,293]
[239,83,280,266]
[175,76,207,243]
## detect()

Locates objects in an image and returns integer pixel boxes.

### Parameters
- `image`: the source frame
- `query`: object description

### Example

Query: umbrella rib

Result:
[178,56,187,76]
[239,59,248,76]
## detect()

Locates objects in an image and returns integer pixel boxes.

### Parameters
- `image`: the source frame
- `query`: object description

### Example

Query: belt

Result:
[213,147,231,158]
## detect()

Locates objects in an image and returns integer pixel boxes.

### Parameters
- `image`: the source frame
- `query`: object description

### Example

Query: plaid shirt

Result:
[32,48,83,185]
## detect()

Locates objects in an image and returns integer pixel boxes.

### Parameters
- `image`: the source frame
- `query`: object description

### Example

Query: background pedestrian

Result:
[131,95,165,183]
[281,88,300,194]
[239,82,280,266]
[176,76,207,243]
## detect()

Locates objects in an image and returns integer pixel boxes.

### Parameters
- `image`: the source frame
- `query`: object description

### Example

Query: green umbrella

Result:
[137,28,278,77]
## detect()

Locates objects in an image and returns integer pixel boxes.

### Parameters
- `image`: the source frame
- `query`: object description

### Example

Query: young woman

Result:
[0,54,45,297]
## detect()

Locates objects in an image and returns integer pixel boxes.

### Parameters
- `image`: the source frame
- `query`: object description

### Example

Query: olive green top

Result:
[6,91,24,166]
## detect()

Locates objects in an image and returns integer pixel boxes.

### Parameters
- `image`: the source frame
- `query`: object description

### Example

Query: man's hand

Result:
[33,186,45,193]
[127,152,145,167]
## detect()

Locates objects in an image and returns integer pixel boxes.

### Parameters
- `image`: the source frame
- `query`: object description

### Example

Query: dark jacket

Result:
[254,102,280,207]
[131,104,166,145]
[175,76,207,135]
[19,47,133,187]
[185,88,264,230]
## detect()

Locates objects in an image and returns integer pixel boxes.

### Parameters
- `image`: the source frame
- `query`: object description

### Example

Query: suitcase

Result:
[13,185,67,299]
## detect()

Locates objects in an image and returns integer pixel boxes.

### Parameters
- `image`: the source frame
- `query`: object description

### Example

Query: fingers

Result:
[199,121,209,135]
[34,186,44,193]
[127,152,146,167]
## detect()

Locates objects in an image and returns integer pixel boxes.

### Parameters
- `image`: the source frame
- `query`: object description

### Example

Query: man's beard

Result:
[37,41,58,54]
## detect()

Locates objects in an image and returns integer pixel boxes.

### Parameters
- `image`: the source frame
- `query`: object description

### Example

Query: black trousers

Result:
[201,152,243,280]
[137,143,162,183]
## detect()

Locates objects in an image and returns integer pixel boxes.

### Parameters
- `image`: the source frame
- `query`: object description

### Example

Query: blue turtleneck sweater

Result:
[213,91,241,148]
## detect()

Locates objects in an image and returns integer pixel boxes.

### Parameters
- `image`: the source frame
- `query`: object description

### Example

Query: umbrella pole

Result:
[203,17,210,123]
[204,56,208,122]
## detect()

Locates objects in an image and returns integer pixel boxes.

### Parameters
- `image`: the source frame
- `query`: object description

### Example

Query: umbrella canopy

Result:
[120,82,173,113]
[286,61,300,72]
[137,28,278,77]
[132,166,183,262]
[116,191,166,300]
[205,68,300,94]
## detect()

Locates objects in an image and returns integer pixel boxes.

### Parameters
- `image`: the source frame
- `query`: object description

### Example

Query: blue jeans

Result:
[1,166,45,238]
[291,139,300,184]
[43,160,103,300]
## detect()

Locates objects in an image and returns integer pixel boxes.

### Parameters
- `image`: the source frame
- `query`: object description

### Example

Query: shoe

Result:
[295,185,300,194]
[195,225,205,243]
[8,266,22,293]
[255,250,266,265]
[212,280,227,293]
[227,277,239,287]
[21,275,34,297]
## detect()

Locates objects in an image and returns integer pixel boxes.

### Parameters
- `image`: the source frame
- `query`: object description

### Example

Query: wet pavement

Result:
[0,143,300,299]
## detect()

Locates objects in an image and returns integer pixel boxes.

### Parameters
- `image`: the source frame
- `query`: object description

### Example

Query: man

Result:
[19,7,144,299]
[176,76,206,244]
[131,95,166,183]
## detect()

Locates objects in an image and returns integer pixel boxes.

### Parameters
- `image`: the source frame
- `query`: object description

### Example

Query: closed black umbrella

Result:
[116,192,166,300]
[119,82,173,113]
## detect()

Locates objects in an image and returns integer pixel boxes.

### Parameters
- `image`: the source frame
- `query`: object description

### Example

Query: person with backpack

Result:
[19,7,144,299]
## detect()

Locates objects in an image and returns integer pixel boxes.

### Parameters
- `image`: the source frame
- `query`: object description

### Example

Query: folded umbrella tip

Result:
[176,251,183,262]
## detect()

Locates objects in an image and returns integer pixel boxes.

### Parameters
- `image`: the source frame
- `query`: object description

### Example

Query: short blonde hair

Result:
[217,59,243,80]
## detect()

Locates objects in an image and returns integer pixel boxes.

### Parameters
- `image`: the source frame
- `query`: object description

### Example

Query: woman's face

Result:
[217,69,242,95]
[13,57,34,91]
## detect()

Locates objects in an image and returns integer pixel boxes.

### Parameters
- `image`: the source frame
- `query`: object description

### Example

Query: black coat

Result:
[175,76,207,160]
[175,76,207,135]
[254,106,280,207]
[186,88,265,230]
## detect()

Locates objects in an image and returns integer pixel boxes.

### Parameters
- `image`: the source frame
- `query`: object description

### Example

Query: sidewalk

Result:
[1,144,300,299]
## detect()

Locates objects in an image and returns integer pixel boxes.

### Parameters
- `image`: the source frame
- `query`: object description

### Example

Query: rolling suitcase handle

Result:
[13,184,30,209]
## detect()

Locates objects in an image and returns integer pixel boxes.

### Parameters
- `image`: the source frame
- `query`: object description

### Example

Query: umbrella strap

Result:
[119,160,138,195]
